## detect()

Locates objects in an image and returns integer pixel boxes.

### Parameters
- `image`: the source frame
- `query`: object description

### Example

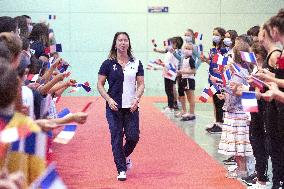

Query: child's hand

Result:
[216,93,225,100]
[67,79,77,87]
[35,119,61,132]
[71,112,88,124]
[51,58,63,70]
[27,82,41,90]
[261,82,279,102]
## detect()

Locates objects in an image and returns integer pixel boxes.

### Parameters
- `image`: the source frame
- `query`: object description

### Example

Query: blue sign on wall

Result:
[148,6,169,13]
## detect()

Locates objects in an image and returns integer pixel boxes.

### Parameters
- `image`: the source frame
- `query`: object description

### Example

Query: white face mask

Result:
[183,49,192,57]
[28,25,33,33]
[212,35,221,44]
[184,36,193,44]
[224,38,232,47]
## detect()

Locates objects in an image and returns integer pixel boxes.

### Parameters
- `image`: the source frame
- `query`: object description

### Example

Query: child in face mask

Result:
[204,27,227,133]
[184,28,203,69]
[184,29,195,44]
[174,43,196,120]
[178,43,196,121]
[224,30,238,55]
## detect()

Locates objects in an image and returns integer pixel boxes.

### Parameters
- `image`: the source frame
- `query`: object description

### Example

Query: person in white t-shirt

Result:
[176,43,196,120]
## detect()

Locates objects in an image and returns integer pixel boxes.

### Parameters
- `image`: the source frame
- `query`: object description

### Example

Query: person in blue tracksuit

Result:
[97,32,145,181]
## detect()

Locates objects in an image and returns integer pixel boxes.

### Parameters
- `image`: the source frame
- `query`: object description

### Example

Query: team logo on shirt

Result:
[113,64,117,71]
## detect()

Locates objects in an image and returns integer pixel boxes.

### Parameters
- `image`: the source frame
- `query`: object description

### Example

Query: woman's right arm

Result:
[97,75,110,102]
[97,75,118,111]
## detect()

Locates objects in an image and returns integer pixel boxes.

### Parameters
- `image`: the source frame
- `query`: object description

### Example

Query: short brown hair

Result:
[233,40,250,64]
[251,41,267,61]
[0,32,22,61]
[0,62,19,108]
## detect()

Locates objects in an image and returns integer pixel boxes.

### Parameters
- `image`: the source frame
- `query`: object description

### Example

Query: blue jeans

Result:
[106,107,140,172]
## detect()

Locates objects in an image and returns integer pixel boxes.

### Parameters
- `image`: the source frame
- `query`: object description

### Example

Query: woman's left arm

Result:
[130,76,145,112]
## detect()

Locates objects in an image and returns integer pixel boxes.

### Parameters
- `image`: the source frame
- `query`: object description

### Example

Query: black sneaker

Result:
[241,173,257,186]
[206,124,222,134]
[223,156,236,165]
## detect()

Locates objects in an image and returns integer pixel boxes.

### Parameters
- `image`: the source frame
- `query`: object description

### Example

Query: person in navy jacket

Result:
[97,32,145,181]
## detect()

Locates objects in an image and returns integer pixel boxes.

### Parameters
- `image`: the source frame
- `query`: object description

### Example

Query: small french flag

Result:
[199,88,210,103]
[231,63,241,73]
[240,51,257,64]
[30,163,67,189]
[11,132,48,159]
[82,82,91,92]
[241,92,259,112]
[222,69,232,86]
[44,44,62,54]
[48,15,56,20]
[194,32,203,40]
[53,125,77,144]
[69,82,91,93]
[57,62,69,73]
[208,85,219,96]
[57,108,71,118]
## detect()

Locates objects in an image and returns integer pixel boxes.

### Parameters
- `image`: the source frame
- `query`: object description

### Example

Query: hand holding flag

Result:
[151,39,157,47]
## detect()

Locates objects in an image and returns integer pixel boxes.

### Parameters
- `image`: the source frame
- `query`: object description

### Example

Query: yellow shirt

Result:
[0,112,46,188]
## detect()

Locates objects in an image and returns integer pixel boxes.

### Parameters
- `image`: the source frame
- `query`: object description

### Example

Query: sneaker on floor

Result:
[241,173,257,186]
[248,182,269,189]
[162,107,174,114]
[126,157,132,170]
[206,124,222,134]
[175,112,185,118]
[223,156,236,165]
[226,165,238,179]
[117,171,127,181]
[180,114,196,121]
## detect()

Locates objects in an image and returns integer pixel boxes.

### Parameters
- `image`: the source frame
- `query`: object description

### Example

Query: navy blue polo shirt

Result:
[98,58,144,108]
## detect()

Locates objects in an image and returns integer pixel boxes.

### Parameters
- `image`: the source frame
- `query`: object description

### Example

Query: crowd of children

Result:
[0,15,89,188]
[1,7,284,189]
[151,9,284,189]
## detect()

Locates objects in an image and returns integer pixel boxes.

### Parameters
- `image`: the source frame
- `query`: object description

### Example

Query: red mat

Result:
[53,96,245,189]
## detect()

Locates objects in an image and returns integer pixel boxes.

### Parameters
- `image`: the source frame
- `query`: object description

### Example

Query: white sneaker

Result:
[117,171,126,181]
[248,182,269,189]
[162,107,174,114]
[126,157,132,170]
